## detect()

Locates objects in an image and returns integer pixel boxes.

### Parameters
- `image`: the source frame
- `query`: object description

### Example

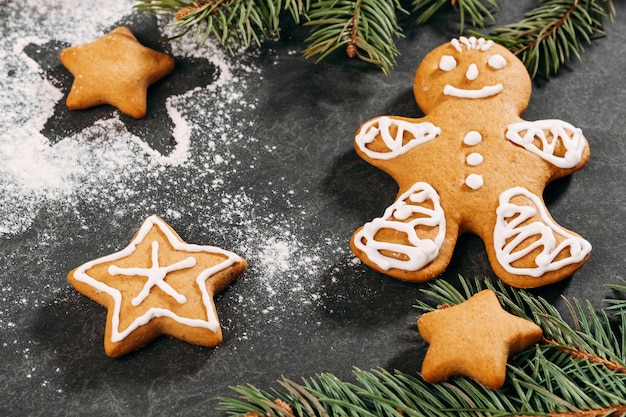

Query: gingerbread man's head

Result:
[413,37,531,115]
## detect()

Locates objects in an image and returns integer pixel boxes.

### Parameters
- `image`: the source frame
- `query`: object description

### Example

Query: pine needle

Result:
[302,0,406,75]
[412,0,499,31]
[471,0,616,78]
[219,276,626,416]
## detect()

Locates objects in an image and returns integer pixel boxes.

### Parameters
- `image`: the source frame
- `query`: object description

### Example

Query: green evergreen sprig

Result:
[134,0,310,53]
[134,0,615,77]
[303,0,406,75]
[471,0,616,77]
[412,0,499,31]
[219,276,626,416]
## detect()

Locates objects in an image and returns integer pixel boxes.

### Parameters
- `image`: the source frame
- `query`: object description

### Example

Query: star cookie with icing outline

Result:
[59,26,175,118]
[68,215,247,357]
[417,289,542,389]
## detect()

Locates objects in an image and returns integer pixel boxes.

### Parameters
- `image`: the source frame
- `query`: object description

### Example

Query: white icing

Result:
[488,54,507,70]
[506,120,586,168]
[463,131,482,146]
[466,63,479,80]
[465,173,483,190]
[453,36,494,52]
[439,55,457,71]
[494,187,591,277]
[72,215,243,342]
[443,83,503,99]
[451,38,462,53]
[108,241,195,307]
[353,182,446,271]
[355,116,441,160]
[466,152,483,166]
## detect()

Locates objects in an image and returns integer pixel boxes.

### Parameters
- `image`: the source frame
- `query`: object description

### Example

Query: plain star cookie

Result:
[68,215,247,357]
[350,36,591,288]
[417,289,543,389]
[59,26,175,118]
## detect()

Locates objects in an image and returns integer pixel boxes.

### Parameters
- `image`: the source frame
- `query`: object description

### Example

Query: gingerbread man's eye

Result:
[439,55,457,72]
[488,54,507,70]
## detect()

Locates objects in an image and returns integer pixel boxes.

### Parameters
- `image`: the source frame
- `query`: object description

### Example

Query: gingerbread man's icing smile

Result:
[350,37,591,288]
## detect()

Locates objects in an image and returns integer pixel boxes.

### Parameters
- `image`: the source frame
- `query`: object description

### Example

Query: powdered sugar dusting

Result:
[0,0,349,391]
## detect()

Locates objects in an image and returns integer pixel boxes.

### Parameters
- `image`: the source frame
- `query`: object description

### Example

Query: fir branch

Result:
[135,0,309,52]
[471,0,616,78]
[412,0,499,32]
[302,0,406,75]
[220,276,626,416]
[604,277,626,315]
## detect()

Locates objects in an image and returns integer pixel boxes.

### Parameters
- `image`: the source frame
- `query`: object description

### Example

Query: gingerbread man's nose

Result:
[466,63,478,81]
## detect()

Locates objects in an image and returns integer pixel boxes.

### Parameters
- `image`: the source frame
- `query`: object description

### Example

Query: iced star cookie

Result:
[59,26,175,118]
[417,289,543,389]
[350,36,591,288]
[68,215,247,357]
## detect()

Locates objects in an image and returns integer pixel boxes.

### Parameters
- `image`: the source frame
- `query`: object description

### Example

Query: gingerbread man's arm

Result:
[355,116,441,163]
[506,120,589,170]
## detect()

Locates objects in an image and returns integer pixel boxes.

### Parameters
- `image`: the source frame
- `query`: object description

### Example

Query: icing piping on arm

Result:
[506,120,586,168]
[494,187,591,277]
[353,182,446,271]
[355,116,440,160]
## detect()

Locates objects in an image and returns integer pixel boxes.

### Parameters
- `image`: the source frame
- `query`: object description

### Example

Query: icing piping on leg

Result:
[494,186,591,277]
[353,182,446,271]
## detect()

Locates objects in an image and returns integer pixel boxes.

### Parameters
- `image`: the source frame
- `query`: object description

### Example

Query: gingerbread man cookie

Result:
[350,37,591,288]
[59,26,175,118]
[68,215,247,357]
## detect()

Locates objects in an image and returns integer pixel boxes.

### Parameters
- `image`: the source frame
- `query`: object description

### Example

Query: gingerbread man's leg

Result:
[350,182,457,282]
[489,186,591,288]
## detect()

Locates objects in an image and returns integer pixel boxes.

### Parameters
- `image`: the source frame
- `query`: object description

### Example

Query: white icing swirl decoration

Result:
[72,215,243,343]
[494,187,591,277]
[355,116,441,160]
[506,120,585,168]
[353,182,446,271]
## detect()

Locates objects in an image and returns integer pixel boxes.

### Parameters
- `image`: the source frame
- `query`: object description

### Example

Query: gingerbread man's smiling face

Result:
[413,37,531,115]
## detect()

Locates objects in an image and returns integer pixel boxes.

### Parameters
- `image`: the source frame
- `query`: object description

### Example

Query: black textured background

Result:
[1,1,625,416]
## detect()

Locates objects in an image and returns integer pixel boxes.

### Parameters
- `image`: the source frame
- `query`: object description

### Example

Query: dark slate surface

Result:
[1,2,625,416]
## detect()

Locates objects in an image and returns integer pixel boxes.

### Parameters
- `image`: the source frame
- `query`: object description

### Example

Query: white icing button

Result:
[463,131,482,146]
[465,174,484,190]
[466,152,484,166]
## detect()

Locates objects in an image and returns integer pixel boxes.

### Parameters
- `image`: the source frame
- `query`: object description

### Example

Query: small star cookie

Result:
[68,215,247,357]
[59,26,175,118]
[417,289,542,389]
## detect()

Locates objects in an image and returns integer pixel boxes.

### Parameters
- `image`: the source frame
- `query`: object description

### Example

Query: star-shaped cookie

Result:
[68,215,247,357]
[59,26,175,118]
[417,289,542,389]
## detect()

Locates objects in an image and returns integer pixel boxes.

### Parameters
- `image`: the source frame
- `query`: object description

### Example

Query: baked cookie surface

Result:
[68,215,247,357]
[59,26,175,118]
[350,36,591,288]
[417,289,543,389]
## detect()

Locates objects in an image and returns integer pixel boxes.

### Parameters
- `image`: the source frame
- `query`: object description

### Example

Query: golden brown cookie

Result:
[59,26,175,118]
[350,36,591,288]
[68,215,247,357]
[417,289,542,389]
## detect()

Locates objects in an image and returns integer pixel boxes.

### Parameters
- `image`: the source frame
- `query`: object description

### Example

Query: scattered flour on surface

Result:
[0,1,349,384]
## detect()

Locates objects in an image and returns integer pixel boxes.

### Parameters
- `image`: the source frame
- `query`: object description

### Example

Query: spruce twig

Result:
[412,0,499,31]
[219,276,626,416]
[471,0,616,77]
[135,0,615,77]
[302,0,406,75]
